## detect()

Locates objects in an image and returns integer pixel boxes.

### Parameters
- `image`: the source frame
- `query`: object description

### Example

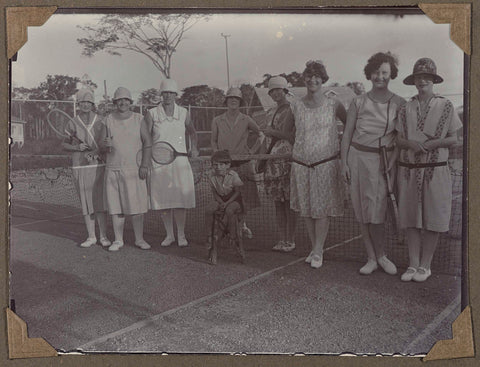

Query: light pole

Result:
[220,33,231,88]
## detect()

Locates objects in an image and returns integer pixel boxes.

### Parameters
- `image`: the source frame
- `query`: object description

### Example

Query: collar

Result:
[158,103,179,121]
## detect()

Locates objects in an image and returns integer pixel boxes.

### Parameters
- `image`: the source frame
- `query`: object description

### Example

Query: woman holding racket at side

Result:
[62,88,110,248]
[395,58,461,282]
[290,60,347,269]
[102,87,152,252]
[146,79,198,247]
[211,87,262,238]
[340,52,405,275]
[260,76,297,253]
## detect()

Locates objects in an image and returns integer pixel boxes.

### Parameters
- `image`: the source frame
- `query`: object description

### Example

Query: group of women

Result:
[64,52,461,283]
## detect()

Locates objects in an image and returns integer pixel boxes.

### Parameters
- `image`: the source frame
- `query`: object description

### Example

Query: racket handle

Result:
[105,125,112,153]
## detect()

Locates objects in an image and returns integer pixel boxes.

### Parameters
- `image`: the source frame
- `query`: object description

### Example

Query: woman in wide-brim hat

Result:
[395,58,462,282]
[261,76,297,253]
[211,86,262,238]
[62,88,111,248]
[101,86,153,252]
[145,78,198,248]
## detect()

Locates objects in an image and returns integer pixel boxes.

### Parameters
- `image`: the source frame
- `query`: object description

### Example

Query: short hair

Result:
[364,52,399,80]
[302,60,329,84]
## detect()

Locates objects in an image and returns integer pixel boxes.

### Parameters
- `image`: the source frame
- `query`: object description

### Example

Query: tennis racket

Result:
[380,146,400,232]
[136,141,189,167]
[47,108,77,139]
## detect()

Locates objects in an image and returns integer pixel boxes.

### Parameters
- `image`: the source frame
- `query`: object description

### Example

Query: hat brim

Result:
[403,73,444,85]
[113,98,133,103]
[268,87,289,94]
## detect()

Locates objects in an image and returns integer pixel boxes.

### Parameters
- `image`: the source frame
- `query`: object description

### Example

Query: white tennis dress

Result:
[148,104,195,210]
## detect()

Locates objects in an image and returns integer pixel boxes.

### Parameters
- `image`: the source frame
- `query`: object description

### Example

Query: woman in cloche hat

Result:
[102,87,153,252]
[62,88,111,249]
[395,58,462,282]
[145,78,198,248]
[261,76,297,253]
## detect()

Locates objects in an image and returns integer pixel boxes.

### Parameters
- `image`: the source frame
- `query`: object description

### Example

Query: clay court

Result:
[8,164,462,355]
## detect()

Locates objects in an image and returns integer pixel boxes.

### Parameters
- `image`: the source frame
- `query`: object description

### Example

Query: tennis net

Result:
[10,152,463,275]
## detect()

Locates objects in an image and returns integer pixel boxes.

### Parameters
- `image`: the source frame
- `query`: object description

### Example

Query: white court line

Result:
[77,235,360,350]
[11,213,83,228]
[401,294,461,355]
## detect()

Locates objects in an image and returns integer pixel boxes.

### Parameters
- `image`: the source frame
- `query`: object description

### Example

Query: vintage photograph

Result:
[9,8,465,354]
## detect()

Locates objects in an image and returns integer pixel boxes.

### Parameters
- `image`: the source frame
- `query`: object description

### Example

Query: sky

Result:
[12,11,464,106]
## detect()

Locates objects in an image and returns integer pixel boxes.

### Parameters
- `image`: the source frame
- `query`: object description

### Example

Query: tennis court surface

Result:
[9,187,461,355]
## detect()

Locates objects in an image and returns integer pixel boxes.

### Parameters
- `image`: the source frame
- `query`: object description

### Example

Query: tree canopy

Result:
[178,85,224,107]
[77,14,208,78]
[12,75,97,101]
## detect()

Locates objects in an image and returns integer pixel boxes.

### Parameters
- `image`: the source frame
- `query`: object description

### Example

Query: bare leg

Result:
[420,230,440,270]
[160,209,175,245]
[312,217,329,255]
[112,214,125,242]
[304,217,315,253]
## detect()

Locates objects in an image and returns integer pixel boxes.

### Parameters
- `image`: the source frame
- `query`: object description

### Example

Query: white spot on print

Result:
[276,31,283,39]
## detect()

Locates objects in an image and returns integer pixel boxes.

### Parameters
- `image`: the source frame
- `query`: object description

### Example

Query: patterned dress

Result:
[290,97,344,218]
[263,103,294,202]
[65,112,107,215]
[348,93,405,224]
[395,95,462,232]
[148,104,195,210]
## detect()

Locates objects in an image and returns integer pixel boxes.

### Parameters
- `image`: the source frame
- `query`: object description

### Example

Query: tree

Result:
[13,75,97,101]
[77,14,208,78]
[178,85,225,131]
[178,85,224,107]
[137,88,161,105]
[239,84,255,109]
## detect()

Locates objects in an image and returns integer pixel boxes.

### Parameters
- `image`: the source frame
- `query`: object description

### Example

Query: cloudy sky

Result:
[12,11,464,106]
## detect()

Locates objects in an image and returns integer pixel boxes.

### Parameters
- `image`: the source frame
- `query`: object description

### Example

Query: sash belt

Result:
[292,153,339,168]
[398,161,447,169]
[351,141,394,153]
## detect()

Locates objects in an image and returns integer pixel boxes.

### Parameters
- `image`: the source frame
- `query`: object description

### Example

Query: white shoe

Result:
[413,267,431,282]
[378,256,397,275]
[310,254,323,269]
[401,267,418,282]
[108,241,124,252]
[135,240,151,250]
[177,237,188,247]
[359,259,378,275]
[80,237,97,248]
[305,251,314,264]
[99,237,111,247]
[161,237,175,247]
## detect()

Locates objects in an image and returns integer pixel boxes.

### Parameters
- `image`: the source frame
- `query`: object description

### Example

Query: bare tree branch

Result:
[77,14,209,79]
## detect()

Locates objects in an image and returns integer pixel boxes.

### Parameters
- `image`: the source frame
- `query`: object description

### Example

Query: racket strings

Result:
[152,145,175,164]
